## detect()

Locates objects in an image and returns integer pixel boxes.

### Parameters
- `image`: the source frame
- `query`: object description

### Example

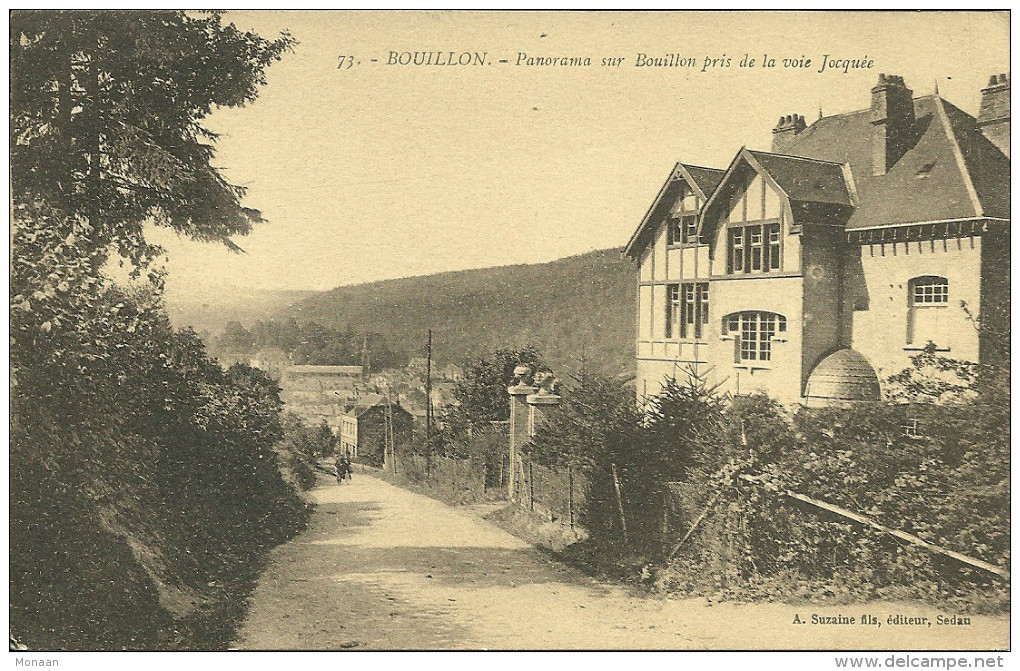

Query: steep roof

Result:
[779,95,1009,229]
[626,88,1007,258]
[745,150,853,207]
[683,165,726,196]
[701,147,855,229]
[939,98,1011,219]
[345,393,411,418]
[624,162,725,258]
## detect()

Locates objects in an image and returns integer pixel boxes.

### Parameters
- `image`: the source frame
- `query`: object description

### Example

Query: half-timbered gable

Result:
[624,163,723,399]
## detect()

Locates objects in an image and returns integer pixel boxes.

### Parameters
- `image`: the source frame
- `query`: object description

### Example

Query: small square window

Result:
[666,219,682,246]
[681,215,699,245]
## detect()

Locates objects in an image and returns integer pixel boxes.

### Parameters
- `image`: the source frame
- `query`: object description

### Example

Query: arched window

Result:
[907,276,949,345]
[722,311,787,362]
[909,276,949,305]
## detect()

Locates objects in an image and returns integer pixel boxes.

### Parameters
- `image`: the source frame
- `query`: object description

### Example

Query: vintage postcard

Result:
[8,9,1010,665]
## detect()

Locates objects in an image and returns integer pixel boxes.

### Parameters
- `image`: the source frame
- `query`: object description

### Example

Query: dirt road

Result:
[232,473,1008,650]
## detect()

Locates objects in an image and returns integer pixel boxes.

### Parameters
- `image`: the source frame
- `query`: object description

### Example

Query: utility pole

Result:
[361,335,369,381]
[425,329,433,477]
[384,394,395,474]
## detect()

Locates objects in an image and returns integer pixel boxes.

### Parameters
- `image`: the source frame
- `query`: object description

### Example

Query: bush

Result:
[528,369,645,551]
[10,207,311,647]
[662,388,1008,608]
[523,355,1007,610]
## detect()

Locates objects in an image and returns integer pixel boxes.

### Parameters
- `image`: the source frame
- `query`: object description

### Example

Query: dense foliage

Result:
[527,370,644,545]
[444,345,545,433]
[659,387,1009,607]
[11,10,293,267]
[213,318,403,369]
[274,414,337,491]
[10,11,304,649]
[10,213,309,645]
[527,360,1008,608]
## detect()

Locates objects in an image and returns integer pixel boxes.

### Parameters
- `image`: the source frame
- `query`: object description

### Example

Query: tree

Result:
[10,13,307,649]
[527,369,645,547]
[444,345,544,433]
[10,10,294,270]
[219,320,256,354]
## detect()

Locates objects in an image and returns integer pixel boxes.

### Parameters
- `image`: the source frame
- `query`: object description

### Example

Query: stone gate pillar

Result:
[507,366,536,501]
[526,388,562,436]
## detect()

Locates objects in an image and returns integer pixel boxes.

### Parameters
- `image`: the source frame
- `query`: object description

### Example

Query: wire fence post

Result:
[611,462,628,545]
[528,456,535,512]
[662,488,670,537]
[567,464,575,531]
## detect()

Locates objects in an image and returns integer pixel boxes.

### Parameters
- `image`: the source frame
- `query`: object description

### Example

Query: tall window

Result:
[666,284,680,338]
[748,225,763,271]
[767,223,781,270]
[723,311,786,362]
[666,218,681,246]
[729,228,744,272]
[907,276,949,345]
[667,282,709,339]
[727,222,781,274]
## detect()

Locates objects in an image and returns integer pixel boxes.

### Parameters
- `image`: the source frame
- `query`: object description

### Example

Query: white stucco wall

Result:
[849,237,983,383]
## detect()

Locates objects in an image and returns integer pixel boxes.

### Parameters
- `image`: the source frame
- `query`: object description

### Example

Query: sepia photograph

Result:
[8,9,1011,663]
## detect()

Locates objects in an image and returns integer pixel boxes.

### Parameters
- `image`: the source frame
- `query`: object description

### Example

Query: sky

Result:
[148,11,1010,301]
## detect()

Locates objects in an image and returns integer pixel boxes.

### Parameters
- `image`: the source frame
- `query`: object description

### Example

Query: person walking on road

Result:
[335,455,347,485]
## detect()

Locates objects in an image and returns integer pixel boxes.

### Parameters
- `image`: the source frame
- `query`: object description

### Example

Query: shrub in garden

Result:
[528,369,645,551]
[662,381,1008,607]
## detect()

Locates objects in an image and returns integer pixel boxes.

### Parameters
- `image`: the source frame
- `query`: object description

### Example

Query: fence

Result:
[511,457,586,530]
[383,443,585,529]
[383,452,493,503]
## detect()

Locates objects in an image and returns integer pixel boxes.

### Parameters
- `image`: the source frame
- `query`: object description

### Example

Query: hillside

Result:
[165,286,318,335]
[282,248,636,377]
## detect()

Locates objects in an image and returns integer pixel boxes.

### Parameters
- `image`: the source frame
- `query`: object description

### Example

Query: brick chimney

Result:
[977,73,1009,157]
[870,74,916,175]
[772,114,806,152]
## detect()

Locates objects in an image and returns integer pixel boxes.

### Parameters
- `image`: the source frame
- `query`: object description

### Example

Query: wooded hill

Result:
[282,248,637,378]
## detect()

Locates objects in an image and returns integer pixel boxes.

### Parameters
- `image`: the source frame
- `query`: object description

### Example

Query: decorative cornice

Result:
[847,218,995,244]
